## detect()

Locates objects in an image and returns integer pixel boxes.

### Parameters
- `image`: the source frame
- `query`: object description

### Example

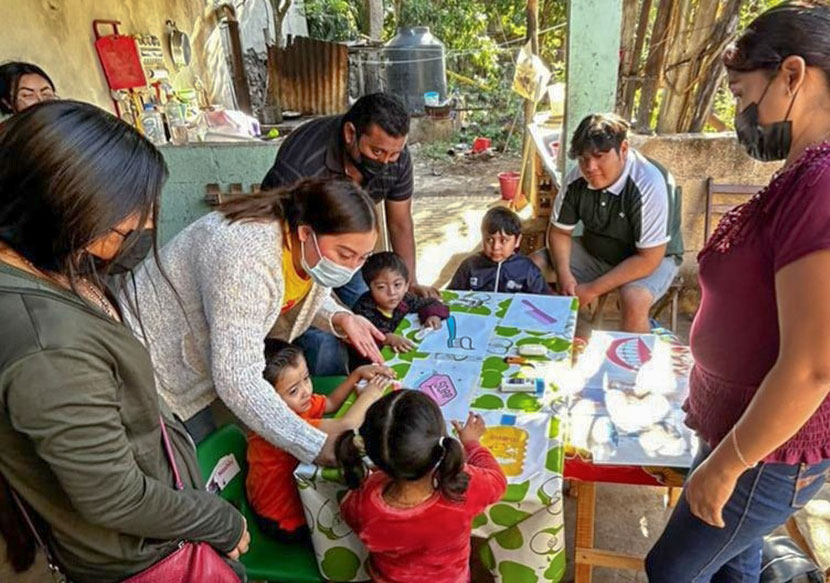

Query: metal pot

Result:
[165,20,191,70]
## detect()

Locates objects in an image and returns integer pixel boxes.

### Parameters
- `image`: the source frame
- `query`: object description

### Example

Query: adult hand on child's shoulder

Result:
[412,283,440,299]
[452,412,486,445]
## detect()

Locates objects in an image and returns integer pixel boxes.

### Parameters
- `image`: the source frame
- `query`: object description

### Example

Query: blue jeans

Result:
[291,272,367,376]
[293,326,349,376]
[334,271,369,308]
[646,441,830,582]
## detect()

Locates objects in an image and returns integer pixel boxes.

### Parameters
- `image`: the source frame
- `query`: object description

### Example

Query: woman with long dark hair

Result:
[0,61,56,115]
[647,2,830,580]
[0,100,248,582]
[122,177,385,464]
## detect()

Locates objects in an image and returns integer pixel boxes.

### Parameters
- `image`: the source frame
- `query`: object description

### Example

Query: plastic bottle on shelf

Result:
[140,104,167,146]
[164,95,188,146]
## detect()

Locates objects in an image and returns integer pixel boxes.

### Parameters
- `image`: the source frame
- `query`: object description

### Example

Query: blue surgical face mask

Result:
[300,231,358,288]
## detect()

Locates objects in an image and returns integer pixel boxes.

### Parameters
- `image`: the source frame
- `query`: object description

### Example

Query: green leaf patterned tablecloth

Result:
[295,291,578,582]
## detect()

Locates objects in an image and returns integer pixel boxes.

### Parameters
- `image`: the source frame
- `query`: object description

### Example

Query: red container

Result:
[498,171,521,201]
[472,137,491,154]
[93,20,146,91]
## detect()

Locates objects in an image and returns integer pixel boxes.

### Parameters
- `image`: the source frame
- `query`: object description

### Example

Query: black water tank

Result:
[384,27,447,113]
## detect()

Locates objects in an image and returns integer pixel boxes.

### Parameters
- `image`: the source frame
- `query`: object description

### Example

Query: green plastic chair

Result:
[196,424,324,583]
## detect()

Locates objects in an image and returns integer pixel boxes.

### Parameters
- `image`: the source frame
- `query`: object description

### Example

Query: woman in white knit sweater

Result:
[122,178,384,465]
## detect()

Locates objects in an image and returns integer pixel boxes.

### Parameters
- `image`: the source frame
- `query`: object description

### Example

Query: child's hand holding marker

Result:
[452,412,487,445]
[423,316,443,330]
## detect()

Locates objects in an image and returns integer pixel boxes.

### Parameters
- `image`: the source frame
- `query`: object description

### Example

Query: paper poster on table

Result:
[440,290,512,317]
[570,409,696,468]
[501,293,577,337]
[414,312,497,358]
[401,356,481,423]
[476,411,549,484]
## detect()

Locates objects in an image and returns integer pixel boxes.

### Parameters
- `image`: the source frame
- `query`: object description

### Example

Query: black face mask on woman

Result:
[92,229,154,275]
[735,73,799,162]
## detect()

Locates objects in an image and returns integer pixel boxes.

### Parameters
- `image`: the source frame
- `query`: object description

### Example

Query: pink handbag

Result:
[14,417,242,583]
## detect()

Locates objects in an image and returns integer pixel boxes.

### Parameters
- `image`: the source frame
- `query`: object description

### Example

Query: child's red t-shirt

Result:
[246,393,327,531]
[340,442,507,583]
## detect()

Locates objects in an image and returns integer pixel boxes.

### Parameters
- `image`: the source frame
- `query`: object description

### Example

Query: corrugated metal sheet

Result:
[275,36,348,115]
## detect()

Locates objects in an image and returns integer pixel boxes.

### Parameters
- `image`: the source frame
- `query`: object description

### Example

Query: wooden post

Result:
[617,0,641,113]
[635,0,675,132]
[574,480,597,583]
[518,0,540,212]
[625,0,653,119]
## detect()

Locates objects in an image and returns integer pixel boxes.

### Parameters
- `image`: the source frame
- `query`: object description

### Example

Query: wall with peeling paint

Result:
[0,0,306,114]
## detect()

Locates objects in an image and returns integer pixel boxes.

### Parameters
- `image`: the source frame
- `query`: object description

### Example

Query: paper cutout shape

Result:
[418,373,458,406]
[502,293,575,336]
[606,336,653,372]
[482,426,529,477]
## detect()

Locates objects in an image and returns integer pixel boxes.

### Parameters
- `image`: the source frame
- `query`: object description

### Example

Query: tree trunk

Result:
[689,0,743,131]
[655,0,695,134]
[620,0,653,121]
[361,0,384,40]
[264,0,293,124]
[635,0,675,132]
[617,0,641,113]
[521,0,540,210]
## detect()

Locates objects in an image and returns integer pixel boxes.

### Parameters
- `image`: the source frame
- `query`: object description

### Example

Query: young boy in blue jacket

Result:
[449,207,551,294]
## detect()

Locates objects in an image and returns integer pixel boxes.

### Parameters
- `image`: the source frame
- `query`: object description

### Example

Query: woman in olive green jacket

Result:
[0,101,248,582]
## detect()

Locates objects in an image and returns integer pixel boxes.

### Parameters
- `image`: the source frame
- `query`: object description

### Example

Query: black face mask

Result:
[94,229,154,275]
[735,75,798,162]
[348,137,389,182]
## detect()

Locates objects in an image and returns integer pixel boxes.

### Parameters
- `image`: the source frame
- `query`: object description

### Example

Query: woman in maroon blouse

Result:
[647,3,830,580]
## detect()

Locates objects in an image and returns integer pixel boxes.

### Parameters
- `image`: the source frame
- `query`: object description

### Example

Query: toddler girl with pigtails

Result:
[335,390,507,583]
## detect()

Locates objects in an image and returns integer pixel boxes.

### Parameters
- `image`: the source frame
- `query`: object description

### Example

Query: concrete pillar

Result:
[562,0,622,175]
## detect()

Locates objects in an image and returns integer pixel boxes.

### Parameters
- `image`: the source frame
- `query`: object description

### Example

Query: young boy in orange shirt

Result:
[246,339,393,541]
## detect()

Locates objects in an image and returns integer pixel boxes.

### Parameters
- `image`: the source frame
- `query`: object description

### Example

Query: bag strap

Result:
[7,418,186,583]
[159,415,185,491]
[10,489,69,583]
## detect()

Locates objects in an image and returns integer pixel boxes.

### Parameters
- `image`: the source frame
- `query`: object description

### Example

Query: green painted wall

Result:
[562,0,623,175]
[158,142,279,245]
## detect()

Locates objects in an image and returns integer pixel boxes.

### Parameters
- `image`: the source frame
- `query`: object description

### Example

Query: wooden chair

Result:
[704,178,763,241]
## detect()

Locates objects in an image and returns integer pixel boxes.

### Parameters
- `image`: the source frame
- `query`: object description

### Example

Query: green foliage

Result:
[303,0,361,41]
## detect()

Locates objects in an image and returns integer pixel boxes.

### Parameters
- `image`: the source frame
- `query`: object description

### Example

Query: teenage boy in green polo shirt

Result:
[533,113,683,333]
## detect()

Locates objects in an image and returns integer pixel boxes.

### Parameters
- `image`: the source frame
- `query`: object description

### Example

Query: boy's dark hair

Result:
[263,339,304,385]
[342,93,410,139]
[361,251,409,285]
[482,206,522,237]
[335,390,470,501]
[568,113,629,159]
